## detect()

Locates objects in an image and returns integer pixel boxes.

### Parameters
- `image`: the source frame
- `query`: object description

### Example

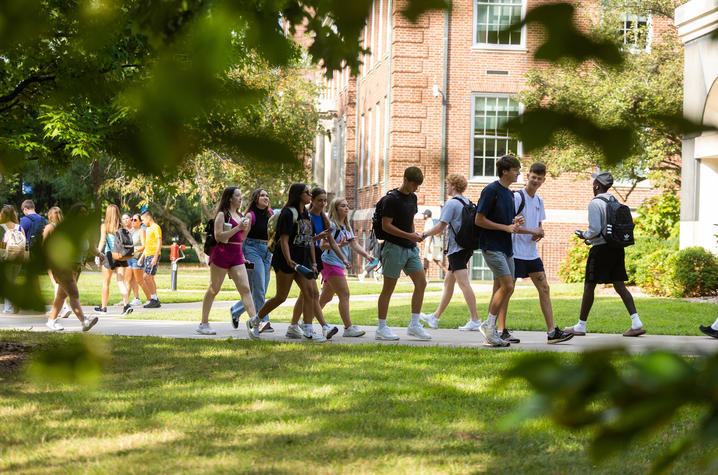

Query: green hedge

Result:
[633,246,718,298]
[557,236,590,283]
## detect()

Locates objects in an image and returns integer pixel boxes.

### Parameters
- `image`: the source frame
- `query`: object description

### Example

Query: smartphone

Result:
[245,261,255,270]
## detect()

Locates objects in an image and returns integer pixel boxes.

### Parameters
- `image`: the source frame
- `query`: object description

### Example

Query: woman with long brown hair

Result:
[95,204,133,316]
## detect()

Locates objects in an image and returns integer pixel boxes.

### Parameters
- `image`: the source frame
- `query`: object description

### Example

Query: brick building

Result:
[310,0,675,280]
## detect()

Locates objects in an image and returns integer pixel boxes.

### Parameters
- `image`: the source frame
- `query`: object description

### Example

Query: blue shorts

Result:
[513,257,545,279]
[127,258,142,269]
[143,258,158,275]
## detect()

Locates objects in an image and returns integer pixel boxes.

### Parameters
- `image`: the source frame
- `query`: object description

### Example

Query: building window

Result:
[359,114,365,186]
[471,94,521,179]
[471,252,493,280]
[374,103,381,184]
[619,13,651,51]
[474,0,525,48]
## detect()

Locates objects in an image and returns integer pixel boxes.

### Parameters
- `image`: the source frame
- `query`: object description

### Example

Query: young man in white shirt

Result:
[496,162,574,344]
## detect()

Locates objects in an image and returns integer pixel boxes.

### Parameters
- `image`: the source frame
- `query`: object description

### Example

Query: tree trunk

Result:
[158,204,209,266]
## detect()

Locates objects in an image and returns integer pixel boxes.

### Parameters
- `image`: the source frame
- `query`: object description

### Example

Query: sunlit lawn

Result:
[0,331,710,473]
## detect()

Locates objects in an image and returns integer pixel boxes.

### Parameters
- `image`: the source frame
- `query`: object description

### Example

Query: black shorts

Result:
[514,257,545,278]
[102,251,128,270]
[585,244,628,284]
[447,249,473,272]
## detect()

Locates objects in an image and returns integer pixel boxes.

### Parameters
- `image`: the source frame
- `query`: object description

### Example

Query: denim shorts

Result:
[481,249,515,279]
[127,257,142,269]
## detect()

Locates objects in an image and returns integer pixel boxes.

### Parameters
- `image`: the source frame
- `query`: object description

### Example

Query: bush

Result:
[625,234,678,284]
[634,191,681,239]
[670,247,718,297]
[558,236,590,283]
[633,248,677,296]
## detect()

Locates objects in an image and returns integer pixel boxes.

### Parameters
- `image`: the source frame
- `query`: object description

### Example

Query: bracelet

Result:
[311,263,317,267]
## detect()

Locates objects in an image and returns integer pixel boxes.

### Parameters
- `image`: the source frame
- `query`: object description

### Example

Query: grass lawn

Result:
[38,269,422,306]
[0,331,710,473]
[128,283,718,336]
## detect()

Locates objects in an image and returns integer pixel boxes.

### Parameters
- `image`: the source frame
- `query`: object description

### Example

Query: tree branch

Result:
[0,75,56,104]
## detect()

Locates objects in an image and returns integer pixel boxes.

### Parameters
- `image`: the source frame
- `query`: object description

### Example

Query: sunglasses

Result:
[303,190,311,195]
[132,218,140,221]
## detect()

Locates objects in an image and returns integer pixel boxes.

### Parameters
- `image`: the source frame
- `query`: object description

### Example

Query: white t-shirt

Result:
[422,218,435,255]
[511,189,546,260]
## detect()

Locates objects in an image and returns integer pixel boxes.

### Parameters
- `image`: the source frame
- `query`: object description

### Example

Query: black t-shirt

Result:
[247,208,271,241]
[382,189,418,248]
[271,207,313,268]
[476,180,516,257]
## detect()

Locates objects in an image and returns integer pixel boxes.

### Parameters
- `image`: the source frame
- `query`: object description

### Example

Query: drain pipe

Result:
[439,8,449,204]
[383,0,393,194]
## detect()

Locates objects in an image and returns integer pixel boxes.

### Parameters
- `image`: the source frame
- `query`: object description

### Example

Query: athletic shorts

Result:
[447,249,473,272]
[209,243,245,270]
[481,249,515,279]
[102,251,128,270]
[514,257,545,279]
[321,262,345,281]
[585,244,627,284]
[381,241,423,279]
[127,257,142,269]
[143,257,159,275]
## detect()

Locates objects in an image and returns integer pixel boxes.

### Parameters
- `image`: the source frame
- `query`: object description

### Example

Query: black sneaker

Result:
[93,306,107,313]
[323,325,339,340]
[548,327,574,344]
[121,303,134,316]
[231,311,240,329]
[500,328,520,343]
[143,299,161,309]
[699,325,718,339]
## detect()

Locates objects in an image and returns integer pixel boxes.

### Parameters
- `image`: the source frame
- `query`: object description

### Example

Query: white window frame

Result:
[366,109,373,187]
[359,114,366,186]
[377,0,384,60]
[470,93,523,182]
[472,0,527,51]
[619,12,652,53]
[374,102,381,184]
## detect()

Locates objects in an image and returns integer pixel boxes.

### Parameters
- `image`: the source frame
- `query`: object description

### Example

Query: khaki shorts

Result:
[382,242,424,279]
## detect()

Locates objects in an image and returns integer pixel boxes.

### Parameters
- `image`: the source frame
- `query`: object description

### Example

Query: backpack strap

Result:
[516,189,526,215]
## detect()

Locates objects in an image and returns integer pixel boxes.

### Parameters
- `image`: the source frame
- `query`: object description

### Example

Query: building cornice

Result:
[675,0,718,43]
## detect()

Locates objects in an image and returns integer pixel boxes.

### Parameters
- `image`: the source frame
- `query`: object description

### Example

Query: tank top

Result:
[246,209,271,241]
[310,212,325,249]
[225,216,244,244]
[104,232,115,253]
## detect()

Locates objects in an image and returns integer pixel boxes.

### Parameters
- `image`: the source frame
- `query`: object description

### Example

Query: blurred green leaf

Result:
[26,334,109,386]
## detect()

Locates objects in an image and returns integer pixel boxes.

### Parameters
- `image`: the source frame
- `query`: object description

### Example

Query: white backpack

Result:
[2,224,27,257]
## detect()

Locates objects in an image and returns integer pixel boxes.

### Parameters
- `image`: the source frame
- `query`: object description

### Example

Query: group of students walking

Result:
[198,156,653,346]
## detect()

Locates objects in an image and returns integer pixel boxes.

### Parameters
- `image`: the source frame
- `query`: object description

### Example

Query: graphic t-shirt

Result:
[272,207,313,268]
[512,189,546,260]
[322,223,354,267]
[476,180,516,257]
[382,190,418,248]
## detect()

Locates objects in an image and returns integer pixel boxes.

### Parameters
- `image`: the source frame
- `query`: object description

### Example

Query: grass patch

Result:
[0,331,711,473]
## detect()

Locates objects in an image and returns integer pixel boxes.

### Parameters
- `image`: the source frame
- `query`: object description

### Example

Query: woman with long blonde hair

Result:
[95,204,133,316]
[318,197,374,337]
[43,207,73,319]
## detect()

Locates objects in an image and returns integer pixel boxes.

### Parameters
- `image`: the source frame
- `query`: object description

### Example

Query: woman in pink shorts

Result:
[197,187,260,337]
[318,197,374,337]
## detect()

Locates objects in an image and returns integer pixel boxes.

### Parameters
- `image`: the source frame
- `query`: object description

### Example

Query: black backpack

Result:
[449,196,481,251]
[371,189,400,240]
[203,212,231,256]
[594,195,635,247]
[112,228,134,260]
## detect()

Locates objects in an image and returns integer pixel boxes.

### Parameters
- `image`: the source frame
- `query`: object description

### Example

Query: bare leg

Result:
[228,265,256,317]
[377,277,398,320]
[293,274,319,325]
[433,271,456,318]
[579,281,597,322]
[529,271,554,331]
[318,279,336,309]
[490,275,515,331]
[408,270,427,314]
[433,258,448,274]
[454,269,480,322]
[258,271,293,319]
[134,268,149,300]
[100,267,113,308]
[613,281,637,315]
[201,264,227,325]
[325,275,351,327]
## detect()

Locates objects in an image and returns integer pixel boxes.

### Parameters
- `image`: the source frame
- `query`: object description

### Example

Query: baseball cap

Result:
[423,209,432,217]
[590,171,614,188]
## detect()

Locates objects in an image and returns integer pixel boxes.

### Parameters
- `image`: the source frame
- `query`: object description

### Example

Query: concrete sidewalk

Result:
[2,313,717,356]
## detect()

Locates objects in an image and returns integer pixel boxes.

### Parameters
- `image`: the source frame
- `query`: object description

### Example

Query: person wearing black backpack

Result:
[565,172,646,337]
[419,173,483,332]
[375,166,431,341]
[20,200,46,253]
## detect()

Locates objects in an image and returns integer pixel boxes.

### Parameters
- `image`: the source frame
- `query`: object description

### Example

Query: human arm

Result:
[42,223,53,241]
[581,200,603,241]
[97,223,106,253]
[214,212,247,243]
[422,221,447,239]
[382,216,423,243]
[475,212,519,234]
[148,225,162,266]
[349,239,373,261]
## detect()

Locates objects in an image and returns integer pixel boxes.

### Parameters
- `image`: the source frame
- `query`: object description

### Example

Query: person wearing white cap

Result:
[422,209,448,280]
[565,171,646,337]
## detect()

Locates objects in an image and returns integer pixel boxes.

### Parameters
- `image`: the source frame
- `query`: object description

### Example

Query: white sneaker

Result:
[60,305,73,319]
[479,320,508,347]
[196,323,216,335]
[46,319,64,331]
[343,325,365,337]
[303,328,327,343]
[246,317,260,340]
[407,323,432,340]
[130,298,143,306]
[82,316,99,332]
[419,312,439,329]
[285,324,305,339]
[375,326,399,341]
[459,319,482,331]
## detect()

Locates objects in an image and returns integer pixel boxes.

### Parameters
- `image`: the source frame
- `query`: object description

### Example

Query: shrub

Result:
[633,248,677,296]
[634,191,681,240]
[625,234,678,284]
[670,247,718,297]
[558,236,590,283]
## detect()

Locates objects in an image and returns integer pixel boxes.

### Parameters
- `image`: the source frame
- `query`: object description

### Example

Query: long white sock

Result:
[410,313,420,326]
[487,313,497,327]
[711,317,718,331]
[378,319,388,329]
[574,320,586,332]
[630,313,643,330]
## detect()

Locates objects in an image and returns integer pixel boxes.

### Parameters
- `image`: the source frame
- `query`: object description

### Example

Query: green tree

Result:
[516,0,686,198]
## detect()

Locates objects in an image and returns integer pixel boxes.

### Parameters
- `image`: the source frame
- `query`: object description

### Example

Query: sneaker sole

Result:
[196,330,216,335]
[325,327,339,340]
[343,332,366,337]
[285,333,304,339]
[482,341,510,347]
[375,335,400,341]
[407,330,432,340]
[231,315,239,329]
[83,318,99,332]
[548,334,574,344]
[121,308,134,316]
[246,319,259,340]
[459,327,480,331]
[419,317,438,329]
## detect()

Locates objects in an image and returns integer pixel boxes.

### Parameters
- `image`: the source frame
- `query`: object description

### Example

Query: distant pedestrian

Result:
[252,183,331,342]
[138,210,162,309]
[119,212,142,306]
[318,197,374,337]
[375,166,431,341]
[19,199,46,252]
[0,205,26,314]
[565,172,645,337]
[230,188,274,332]
[95,205,133,315]
[44,207,73,319]
[43,206,101,332]
[420,173,482,331]
[422,209,447,280]
[127,213,145,306]
[474,155,524,347]
[197,187,260,337]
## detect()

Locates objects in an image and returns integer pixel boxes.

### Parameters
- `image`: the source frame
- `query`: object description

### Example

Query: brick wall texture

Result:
[312,0,677,281]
